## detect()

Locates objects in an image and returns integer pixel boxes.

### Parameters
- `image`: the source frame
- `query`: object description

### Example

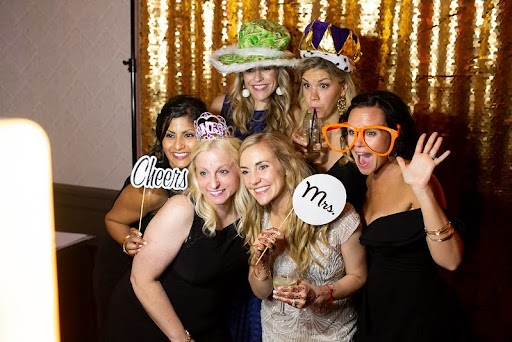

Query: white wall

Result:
[0,0,132,190]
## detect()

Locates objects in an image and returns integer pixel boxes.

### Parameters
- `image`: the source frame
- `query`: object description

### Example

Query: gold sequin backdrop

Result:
[139,0,511,206]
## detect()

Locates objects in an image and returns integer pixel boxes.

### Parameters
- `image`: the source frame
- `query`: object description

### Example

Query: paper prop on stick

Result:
[130,155,188,190]
[292,174,347,226]
[129,156,189,231]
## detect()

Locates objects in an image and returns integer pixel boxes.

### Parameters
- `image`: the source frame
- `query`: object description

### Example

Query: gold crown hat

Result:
[210,19,299,74]
[299,20,361,73]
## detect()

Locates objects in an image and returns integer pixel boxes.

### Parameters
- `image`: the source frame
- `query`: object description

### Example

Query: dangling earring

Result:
[275,86,283,96]
[337,96,347,114]
[242,87,250,98]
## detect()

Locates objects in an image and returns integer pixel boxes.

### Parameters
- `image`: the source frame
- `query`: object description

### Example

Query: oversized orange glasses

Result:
[322,123,401,156]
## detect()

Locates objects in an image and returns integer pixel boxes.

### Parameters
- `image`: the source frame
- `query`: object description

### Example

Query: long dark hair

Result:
[346,90,417,159]
[150,95,207,167]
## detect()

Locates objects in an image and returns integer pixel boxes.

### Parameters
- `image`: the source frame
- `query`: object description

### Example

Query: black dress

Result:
[104,214,248,342]
[326,158,367,213]
[355,209,471,342]
[93,177,164,334]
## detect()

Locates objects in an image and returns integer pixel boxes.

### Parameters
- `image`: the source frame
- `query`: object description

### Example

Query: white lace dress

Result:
[261,204,361,342]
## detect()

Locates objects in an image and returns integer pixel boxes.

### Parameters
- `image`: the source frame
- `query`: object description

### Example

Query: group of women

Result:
[94,19,470,342]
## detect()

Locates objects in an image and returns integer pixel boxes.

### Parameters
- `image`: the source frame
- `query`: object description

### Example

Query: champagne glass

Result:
[302,109,321,161]
[272,258,298,317]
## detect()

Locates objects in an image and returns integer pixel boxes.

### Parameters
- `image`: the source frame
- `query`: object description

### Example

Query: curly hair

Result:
[186,137,245,237]
[238,132,331,275]
[150,95,207,168]
[229,68,294,135]
[346,90,417,159]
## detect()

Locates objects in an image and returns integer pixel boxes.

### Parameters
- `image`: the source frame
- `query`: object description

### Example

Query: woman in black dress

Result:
[105,114,248,341]
[322,90,469,341]
[93,95,206,333]
[291,20,367,213]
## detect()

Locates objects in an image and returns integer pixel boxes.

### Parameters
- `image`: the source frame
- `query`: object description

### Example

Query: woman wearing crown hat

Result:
[104,114,250,342]
[291,20,367,214]
[209,19,299,140]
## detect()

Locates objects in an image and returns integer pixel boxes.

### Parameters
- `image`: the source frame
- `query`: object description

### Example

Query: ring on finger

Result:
[428,152,436,160]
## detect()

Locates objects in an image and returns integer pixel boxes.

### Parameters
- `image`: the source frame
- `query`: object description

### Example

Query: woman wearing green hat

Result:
[292,20,367,214]
[209,19,299,140]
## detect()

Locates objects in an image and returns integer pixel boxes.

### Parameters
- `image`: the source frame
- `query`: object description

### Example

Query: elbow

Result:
[443,258,462,271]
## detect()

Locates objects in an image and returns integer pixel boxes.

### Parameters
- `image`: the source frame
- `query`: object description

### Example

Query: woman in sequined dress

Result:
[239,132,367,341]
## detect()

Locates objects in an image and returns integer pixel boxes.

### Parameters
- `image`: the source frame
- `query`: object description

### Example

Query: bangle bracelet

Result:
[122,235,131,255]
[427,227,455,242]
[253,268,270,281]
[425,221,452,236]
[184,329,192,342]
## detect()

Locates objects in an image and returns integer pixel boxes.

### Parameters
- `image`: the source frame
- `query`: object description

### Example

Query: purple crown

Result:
[299,21,361,72]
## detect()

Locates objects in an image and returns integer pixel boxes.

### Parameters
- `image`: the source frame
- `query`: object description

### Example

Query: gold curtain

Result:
[139,0,511,205]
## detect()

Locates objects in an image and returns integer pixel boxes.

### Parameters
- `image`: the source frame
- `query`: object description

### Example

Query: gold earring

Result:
[337,96,347,114]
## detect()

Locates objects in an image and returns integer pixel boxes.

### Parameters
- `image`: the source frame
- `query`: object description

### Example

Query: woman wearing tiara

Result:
[209,19,299,139]
[104,114,247,342]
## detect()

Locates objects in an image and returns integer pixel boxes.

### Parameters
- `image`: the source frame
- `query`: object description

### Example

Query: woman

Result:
[239,132,367,341]
[209,19,299,139]
[93,95,206,331]
[104,115,247,341]
[322,90,468,341]
[292,20,367,212]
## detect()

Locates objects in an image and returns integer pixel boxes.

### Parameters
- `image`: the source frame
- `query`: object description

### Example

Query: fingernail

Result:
[137,231,142,236]
[143,241,148,245]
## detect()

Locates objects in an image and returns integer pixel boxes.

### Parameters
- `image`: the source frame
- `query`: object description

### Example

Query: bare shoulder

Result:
[144,195,194,242]
[209,94,227,115]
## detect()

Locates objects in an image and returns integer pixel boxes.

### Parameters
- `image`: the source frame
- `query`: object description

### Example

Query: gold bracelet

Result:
[253,268,270,281]
[122,235,131,255]
[425,221,452,236]
[427,227,455,242]
[184,330,192,342]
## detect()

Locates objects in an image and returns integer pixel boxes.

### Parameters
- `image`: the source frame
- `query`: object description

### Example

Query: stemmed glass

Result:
[272,256,298,317]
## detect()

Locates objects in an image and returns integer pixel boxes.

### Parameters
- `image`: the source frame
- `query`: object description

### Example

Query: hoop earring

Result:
[337,96,347,114]
[275,86,283,96]
[242,87,250,98]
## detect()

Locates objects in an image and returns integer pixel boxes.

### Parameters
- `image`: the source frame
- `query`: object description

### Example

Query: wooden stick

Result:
[254,208,294,266]
[138,186,146,232]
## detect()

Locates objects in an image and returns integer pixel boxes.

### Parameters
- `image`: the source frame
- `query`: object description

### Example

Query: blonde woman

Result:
[239,132,367,341]
[105,115,247,342]
[210,19,299,139]
[292,20,367,213]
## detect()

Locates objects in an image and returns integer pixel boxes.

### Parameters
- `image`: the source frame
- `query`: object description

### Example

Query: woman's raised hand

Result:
[397,132,450,191]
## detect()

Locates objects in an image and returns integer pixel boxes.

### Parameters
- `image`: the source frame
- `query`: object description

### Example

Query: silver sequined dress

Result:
[261,204,361,342]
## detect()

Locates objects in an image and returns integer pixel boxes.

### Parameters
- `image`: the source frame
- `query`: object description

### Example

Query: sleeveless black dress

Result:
[104,214,248,342]
[93,176,167,334]
[355,209,471,341]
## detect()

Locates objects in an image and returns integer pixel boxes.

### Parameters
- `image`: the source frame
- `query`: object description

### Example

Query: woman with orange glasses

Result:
[325,90,469,341]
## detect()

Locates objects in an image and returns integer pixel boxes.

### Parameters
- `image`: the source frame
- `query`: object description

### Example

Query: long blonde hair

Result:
[298,57,357,166]
[238,132,331,274]
[186,137,245,236]
[229,68,294,135]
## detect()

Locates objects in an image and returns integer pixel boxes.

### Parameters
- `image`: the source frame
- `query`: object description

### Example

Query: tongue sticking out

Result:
[357,153,372,168]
